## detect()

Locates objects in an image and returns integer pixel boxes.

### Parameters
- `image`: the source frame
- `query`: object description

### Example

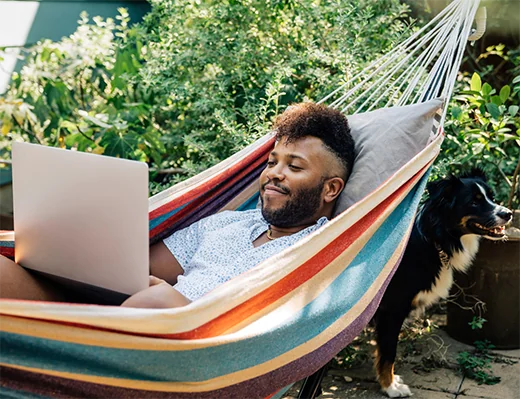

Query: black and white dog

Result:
[373,169,513,398]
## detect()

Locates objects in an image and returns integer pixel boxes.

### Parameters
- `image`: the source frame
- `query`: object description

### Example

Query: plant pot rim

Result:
[505,209,520,241]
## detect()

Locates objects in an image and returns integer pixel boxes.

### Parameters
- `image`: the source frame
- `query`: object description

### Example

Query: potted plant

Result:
[435,68,520,348]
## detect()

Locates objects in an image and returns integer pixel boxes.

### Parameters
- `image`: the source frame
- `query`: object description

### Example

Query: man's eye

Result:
[289,165,302,170]
[266,161,276,167]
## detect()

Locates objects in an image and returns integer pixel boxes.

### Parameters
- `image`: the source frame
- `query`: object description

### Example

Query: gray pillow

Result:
[334,99,443,216]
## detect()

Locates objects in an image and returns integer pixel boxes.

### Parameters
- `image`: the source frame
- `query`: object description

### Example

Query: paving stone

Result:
[315,375,456,399]
[489,348,520,360]
[391,363,462,394]
[458,360,520,399]
[284,324,518,399]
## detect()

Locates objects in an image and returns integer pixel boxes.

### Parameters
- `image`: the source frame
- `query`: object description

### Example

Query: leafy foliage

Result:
[457,317,501,386]
[0,1,415,194]
[0,10,165,168]
[434,66,520,208]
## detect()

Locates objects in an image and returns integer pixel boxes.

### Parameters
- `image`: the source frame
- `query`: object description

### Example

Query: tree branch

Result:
[13,119,42,144]
[149,167,187,175]
[76,124,96,143]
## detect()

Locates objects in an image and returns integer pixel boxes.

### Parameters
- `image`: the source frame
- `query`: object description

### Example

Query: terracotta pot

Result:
[446,210,520,349]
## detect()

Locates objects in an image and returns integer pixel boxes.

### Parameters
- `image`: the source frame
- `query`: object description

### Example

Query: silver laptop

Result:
[12,142,149,302]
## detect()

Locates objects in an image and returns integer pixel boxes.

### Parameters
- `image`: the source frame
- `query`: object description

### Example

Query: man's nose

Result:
[266,164,285,181]
[497,207,513,222]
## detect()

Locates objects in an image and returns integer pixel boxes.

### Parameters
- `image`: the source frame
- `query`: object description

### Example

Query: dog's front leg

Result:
[374,308,412,398]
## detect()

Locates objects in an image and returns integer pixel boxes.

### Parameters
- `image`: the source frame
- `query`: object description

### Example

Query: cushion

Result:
[333,98,443,216]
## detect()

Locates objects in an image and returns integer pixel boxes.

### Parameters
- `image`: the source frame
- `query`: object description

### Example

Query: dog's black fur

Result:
[373,169,513,397]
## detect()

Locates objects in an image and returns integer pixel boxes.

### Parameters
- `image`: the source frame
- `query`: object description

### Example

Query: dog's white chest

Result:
[414,266,454,311]
[413,235,480,314]
[449,235,480,272]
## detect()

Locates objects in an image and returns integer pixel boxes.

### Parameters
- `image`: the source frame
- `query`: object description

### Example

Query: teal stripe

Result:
[0,241,14,248]
[0,173,429,383]
[149,203,187,230]
[237,193,260,211]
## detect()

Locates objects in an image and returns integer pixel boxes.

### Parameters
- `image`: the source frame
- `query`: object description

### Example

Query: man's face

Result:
[259,136,335,228]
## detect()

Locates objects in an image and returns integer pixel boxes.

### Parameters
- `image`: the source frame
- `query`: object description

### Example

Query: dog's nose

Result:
[498,208,513,222]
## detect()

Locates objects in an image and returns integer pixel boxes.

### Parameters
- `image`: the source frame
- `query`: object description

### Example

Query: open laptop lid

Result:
[12,142,149,296]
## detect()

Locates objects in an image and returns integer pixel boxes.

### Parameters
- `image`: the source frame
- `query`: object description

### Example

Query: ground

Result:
[283,311,520,399]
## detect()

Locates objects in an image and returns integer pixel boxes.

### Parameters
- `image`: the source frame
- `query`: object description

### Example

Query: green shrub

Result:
[1,1,416,194]
[434,67,520,208]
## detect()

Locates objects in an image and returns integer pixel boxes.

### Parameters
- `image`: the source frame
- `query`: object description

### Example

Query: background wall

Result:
[0,0,151,93]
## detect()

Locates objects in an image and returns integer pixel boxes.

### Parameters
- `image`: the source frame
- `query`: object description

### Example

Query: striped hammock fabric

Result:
[0,0,482,397]
[0,131,441,398]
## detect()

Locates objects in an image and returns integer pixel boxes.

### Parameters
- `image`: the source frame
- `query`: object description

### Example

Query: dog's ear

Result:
[462,167,487,182]
[426,175,461,204]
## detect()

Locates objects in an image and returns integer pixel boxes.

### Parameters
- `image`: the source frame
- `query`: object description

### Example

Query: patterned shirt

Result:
[163,209,328,301]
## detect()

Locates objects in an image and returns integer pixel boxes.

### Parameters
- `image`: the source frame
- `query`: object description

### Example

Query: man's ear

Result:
[323,177,345,203]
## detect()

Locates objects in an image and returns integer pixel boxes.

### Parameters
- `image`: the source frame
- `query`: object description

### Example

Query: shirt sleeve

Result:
[162,220,206,272]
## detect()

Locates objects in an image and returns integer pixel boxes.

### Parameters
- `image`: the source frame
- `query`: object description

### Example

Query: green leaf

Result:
[64,133,94,151]
[513,75,520,84]
[482,83,493,97]
[500,85,511,103]
[100,130,138,158]
[141,130,166,153]
[485,103,501,120]
[491,95,503,106]
[471,73,482,92]
[509,105,519,117]
[451,106,462,120]
[78,110,113,129]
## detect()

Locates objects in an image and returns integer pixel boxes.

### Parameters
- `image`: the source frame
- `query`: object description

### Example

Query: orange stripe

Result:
[168,167,428,339]
[149,138,274,220]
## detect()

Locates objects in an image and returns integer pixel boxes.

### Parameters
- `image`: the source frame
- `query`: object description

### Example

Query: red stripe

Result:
[0,247,14,259]
[149,138,274,220]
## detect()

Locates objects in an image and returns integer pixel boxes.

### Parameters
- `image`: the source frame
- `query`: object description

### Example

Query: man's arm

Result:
[149,241,184,285]
[121,276,191,308]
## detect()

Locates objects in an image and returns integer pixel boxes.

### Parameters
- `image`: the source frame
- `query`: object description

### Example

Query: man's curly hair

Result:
[274,102,355,181]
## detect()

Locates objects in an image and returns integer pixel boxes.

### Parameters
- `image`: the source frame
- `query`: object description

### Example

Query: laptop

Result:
[12,142,149,304]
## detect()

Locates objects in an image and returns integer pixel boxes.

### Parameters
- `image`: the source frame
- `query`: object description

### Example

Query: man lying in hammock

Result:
[0,102,355,308]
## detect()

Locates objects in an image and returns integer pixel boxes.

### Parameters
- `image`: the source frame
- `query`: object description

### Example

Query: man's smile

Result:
[263,184,289,196]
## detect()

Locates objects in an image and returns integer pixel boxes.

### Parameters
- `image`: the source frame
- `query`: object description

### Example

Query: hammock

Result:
[0,1,485,397]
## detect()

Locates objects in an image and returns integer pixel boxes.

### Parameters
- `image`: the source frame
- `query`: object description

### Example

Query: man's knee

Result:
[0,255,65,301]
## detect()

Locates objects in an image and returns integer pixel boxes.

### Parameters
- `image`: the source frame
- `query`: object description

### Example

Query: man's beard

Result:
[261,178,325,228]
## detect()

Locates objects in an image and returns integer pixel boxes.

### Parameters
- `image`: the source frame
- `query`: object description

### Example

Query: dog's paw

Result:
[383,375,412,398]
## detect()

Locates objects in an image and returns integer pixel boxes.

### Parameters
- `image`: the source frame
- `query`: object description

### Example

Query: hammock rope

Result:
[0,1,484,398]
[322,0,482,125]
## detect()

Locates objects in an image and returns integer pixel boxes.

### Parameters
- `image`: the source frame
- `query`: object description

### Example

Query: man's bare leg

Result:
[0,255,66,301]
